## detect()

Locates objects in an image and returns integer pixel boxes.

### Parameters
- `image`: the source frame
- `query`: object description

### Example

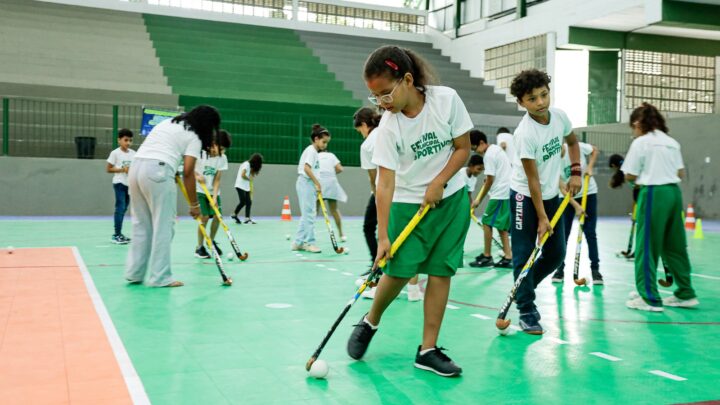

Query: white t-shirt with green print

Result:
[297,144,320,179]
[511,107,573,200]
[559,142,598,198]
[195,151,228,195]
[107,147,135,186]
[371,86,474,204]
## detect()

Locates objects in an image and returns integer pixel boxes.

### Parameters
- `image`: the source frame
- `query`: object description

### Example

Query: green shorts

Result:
[384,189,470,278]
[198,194,221,217]
[481,199,510,231]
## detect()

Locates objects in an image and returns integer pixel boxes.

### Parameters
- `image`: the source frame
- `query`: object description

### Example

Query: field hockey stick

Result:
[198,181,249,261]
[470,211,504,251]
[572,175,591,286]
[496,193,571,332]
[306,205,430,371]
[176,176,232,286]
[619,203,636,257]
[317,192,344,254]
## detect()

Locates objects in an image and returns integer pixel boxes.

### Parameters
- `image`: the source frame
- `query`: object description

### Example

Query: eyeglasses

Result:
[368,80,402,106]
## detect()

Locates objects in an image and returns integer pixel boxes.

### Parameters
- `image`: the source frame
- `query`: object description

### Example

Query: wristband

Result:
[570,168,582,177]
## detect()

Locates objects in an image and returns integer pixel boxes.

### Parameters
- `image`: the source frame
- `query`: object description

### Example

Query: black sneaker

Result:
[244,218,257,224]
[414,346,462,377]
[592,271,604,285]
[519,312,544,335]
[347,313,377,360]
[469,255,494,268]
[551,270,564,283]
[195,245,211,259]
[111,235,127,245]
[119,234,131,243]
[495,257,513,268]
[231,215,241,224]
[211,240,223,256]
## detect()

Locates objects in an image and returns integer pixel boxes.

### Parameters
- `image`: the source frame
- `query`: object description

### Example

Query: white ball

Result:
[226,253,234,261]
[308,360,329,379]
[7,246,14,254]
[343,247,350,255]
[497,327,510,336]
[285,234,291,240]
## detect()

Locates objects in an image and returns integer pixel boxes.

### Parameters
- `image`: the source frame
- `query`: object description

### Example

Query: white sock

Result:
[407,284,419,293]
[419,347,435,355]
[363,316,379,330]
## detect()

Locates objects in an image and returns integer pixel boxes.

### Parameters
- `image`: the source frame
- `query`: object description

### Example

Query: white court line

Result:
[471,313,491,320]
[95,245,111,248]
[590,352,622,362]
[72,247,151,405]
[649,370,687,381]
[446,304,460,310]
[693,273,720,281]
[341,272,353,276]
[316,264,326,268]
[327,268,338,272]
[545,337,570,345]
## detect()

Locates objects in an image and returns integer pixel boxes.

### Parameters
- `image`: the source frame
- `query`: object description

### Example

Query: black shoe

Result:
[414,346,462,377]
[551,270,564,283]
[495,257,513,268]
[244,218,257,224]
[231,215,241,224]
[519,312,544,335]
[469,255,494,268]
[119,234,131,243]
[347,313,377,360]
[194,245,211,259]
[210,240,223,256]
[592,271,604,285]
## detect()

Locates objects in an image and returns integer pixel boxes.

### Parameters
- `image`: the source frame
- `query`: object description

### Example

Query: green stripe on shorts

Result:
[383,189,470,278]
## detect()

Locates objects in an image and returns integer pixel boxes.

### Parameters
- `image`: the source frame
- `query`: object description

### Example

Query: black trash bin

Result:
[74,136,96,159]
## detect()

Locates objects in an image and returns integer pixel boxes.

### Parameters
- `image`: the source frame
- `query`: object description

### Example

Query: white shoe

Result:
[303,244,322,253]
[626,296,664,312]
[663,295,699,308]
[291,243,304,251]
[407,287,423,302]
[361,287,376,299]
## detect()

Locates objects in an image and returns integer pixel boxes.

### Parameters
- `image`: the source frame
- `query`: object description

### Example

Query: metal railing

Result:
[0,97,362,166]
[581,130,633,175]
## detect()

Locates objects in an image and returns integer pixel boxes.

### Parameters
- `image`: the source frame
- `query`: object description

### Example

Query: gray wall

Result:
[1,112,717,219]
[0,156,373,217]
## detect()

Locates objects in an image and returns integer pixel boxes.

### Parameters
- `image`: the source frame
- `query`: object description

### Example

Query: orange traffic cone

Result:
[685,204,696,230]
[281,196,292,221]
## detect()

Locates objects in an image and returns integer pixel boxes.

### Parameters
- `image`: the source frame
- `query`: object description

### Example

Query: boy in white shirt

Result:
[469,130,513,268]
[106,129,136,244]
[621,103,697,311]
[461,154,484,200]
[194,131,230,259]
[496,127,515,163]
[508,69,582,334]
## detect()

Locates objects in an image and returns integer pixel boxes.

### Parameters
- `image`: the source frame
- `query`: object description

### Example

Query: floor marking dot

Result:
[471,313,491,320]
[326,268,338,272]
[446,304,460,310]
[316,264,326,268]
[649,370,687,381]
[341,272,353,276]
[590,352,622,362]
[295,253,303,257]
[265,303,293,309]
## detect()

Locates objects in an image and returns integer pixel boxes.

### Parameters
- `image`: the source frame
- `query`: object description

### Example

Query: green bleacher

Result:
[143,14,362,165]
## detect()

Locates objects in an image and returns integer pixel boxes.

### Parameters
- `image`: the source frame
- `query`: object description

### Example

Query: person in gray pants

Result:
[125,106,221,287]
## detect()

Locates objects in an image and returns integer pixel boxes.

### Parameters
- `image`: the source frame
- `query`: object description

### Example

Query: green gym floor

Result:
[1,217,718,404]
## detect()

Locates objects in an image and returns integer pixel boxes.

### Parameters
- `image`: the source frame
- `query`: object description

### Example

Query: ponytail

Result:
[629,102,669,134]
[363,46,437,94]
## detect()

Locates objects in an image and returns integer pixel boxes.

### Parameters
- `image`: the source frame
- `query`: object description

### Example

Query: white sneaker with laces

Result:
[626,296,664,312]
[407,285,423,302]
[663,295,699,308]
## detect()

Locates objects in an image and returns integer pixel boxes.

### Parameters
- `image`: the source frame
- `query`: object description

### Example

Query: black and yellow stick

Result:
[198,181,249,261]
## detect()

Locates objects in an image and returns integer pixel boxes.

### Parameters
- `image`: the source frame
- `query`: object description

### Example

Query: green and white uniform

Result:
[195,151,229,217]
[372,85,473,278]
[621,129,696,307]
[481,144,511,231]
